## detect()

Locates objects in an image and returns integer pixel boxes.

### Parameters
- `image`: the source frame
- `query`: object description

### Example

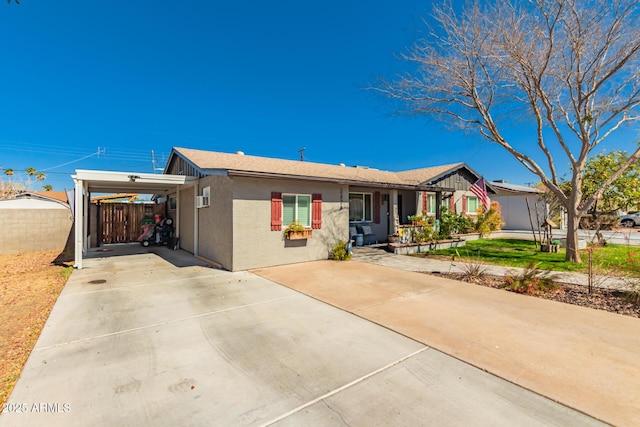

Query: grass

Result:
[412,238,640,276]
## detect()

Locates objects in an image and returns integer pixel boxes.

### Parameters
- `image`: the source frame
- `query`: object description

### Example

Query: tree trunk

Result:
[565,209,581,263]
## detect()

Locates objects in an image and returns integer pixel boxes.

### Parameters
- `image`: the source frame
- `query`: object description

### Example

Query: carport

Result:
[72,169,198,269]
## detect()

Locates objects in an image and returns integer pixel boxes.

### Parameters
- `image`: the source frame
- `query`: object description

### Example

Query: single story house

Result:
[71,149,498,271]
[155,148,496,271]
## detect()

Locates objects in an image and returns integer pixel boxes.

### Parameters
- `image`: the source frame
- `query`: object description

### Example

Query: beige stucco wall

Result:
[178,186,195,253]
[0,206,73,255]
[196,175,234,270]
[230,177,349,271]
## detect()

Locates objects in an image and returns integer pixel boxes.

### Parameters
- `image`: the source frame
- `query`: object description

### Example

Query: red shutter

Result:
[462,195,467,214]
[271,192,282,231]
[422,192,428,215]
[450,196,455,213]
[374,191,381,224]
[312,194,322,229]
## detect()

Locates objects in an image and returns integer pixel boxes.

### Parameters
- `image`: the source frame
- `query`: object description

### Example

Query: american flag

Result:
[470,177,490,212]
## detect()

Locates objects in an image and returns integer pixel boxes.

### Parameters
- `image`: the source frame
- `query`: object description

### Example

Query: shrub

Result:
[438,207,473,238]
[330,240,352,261]
[412,225,436,243]
[457,257,489,282]
[474,201,505,237]
[502,261,560,295]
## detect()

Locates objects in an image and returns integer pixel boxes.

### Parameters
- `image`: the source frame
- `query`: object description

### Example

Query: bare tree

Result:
[375,0,640,262]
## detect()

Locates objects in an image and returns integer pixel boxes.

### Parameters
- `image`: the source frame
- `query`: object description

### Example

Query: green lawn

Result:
[413,238,640,276]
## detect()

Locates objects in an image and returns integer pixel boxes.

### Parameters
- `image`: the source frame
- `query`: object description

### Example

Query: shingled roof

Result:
[169,147,468,190]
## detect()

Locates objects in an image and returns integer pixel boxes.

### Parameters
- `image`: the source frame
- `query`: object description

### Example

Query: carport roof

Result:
[72,169,197,194]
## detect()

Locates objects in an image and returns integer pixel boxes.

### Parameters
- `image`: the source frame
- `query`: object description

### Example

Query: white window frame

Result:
[349,192,373,222]
[283,194,312,228]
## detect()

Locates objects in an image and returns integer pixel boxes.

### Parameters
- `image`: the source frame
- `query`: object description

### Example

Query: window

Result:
[168,197,177,210]
[283,194,311,227]
[427,194,436,214]
[349,193,372,222]
[466,196,478,213]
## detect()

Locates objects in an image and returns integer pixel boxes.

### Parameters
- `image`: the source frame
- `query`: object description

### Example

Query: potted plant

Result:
[408,214,425,226]
[283,221,313,240]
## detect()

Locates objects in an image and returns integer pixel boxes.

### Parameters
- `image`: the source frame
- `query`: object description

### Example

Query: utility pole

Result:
[151,150,158,174]
[298,147,306,162]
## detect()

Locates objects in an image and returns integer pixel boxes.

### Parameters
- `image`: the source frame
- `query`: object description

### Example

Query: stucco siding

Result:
[178,186,195,253]
[196,175,234,270]
[230,177,348,271]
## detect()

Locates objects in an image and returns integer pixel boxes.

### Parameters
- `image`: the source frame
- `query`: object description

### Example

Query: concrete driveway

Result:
[2,248,605,426]
[255,259,640,427]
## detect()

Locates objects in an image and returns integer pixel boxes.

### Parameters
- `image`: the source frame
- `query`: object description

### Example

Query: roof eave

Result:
[226,170,450,192]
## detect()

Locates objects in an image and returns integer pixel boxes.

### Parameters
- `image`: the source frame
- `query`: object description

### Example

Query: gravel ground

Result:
[435,272,640,318]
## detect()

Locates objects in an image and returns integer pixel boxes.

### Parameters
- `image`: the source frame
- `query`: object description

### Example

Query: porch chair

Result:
[350,226,363,247]
[361,224,377,245]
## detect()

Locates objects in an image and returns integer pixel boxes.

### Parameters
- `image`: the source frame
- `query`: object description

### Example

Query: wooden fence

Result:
[98,203,166,244]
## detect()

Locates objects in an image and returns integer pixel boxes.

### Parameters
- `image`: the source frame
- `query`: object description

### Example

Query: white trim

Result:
[194,184,199,256]
[74,178,84,269]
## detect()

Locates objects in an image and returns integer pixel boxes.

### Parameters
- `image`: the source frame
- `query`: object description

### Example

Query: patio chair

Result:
[350,226,363,247]
[361,225,377,245]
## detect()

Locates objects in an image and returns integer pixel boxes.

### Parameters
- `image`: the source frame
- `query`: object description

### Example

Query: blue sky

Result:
[0,1,636,191]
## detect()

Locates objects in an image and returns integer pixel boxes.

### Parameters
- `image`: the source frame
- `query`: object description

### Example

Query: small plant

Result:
[623,278,640,305]
[283,221,306,237]
[502,261,561,295]
[456,257,489,282]
[330,240,352,261]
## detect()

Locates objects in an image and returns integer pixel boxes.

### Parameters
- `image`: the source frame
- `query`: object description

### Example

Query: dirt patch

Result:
[0,251,73,408]
[432,272,640,318]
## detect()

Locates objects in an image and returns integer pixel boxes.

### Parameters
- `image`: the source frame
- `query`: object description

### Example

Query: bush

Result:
[438,207,473,238]
[330,240,352,261]
[474,201,505,237]
[502,261,560,295]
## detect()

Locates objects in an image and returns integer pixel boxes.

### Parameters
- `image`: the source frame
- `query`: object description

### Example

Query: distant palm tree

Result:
[25,167,36,190]
[36,172,46,189]
[4,168,14,179]
[43,184,53,192]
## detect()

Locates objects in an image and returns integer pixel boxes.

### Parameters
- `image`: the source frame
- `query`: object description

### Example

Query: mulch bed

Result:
[428,272,640,318]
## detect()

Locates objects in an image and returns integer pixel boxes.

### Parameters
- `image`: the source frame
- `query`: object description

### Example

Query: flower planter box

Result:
[286,229,313,240]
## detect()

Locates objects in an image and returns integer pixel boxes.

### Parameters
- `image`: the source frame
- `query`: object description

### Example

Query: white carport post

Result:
[193,184,199,256]
[175,185,180,240]
[74,176,86,269]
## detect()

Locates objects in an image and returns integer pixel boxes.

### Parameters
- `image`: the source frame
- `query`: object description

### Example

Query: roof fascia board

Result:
[226,170,451,192]
[74,170,197,185]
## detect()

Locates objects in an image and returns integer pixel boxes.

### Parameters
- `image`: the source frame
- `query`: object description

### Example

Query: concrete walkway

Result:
[1,247,606,426]
[254,254,640,427]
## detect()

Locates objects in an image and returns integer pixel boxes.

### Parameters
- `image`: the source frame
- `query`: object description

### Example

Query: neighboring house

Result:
[490,180,546,230]
[0,191,73,255]
[159,148,497,271]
